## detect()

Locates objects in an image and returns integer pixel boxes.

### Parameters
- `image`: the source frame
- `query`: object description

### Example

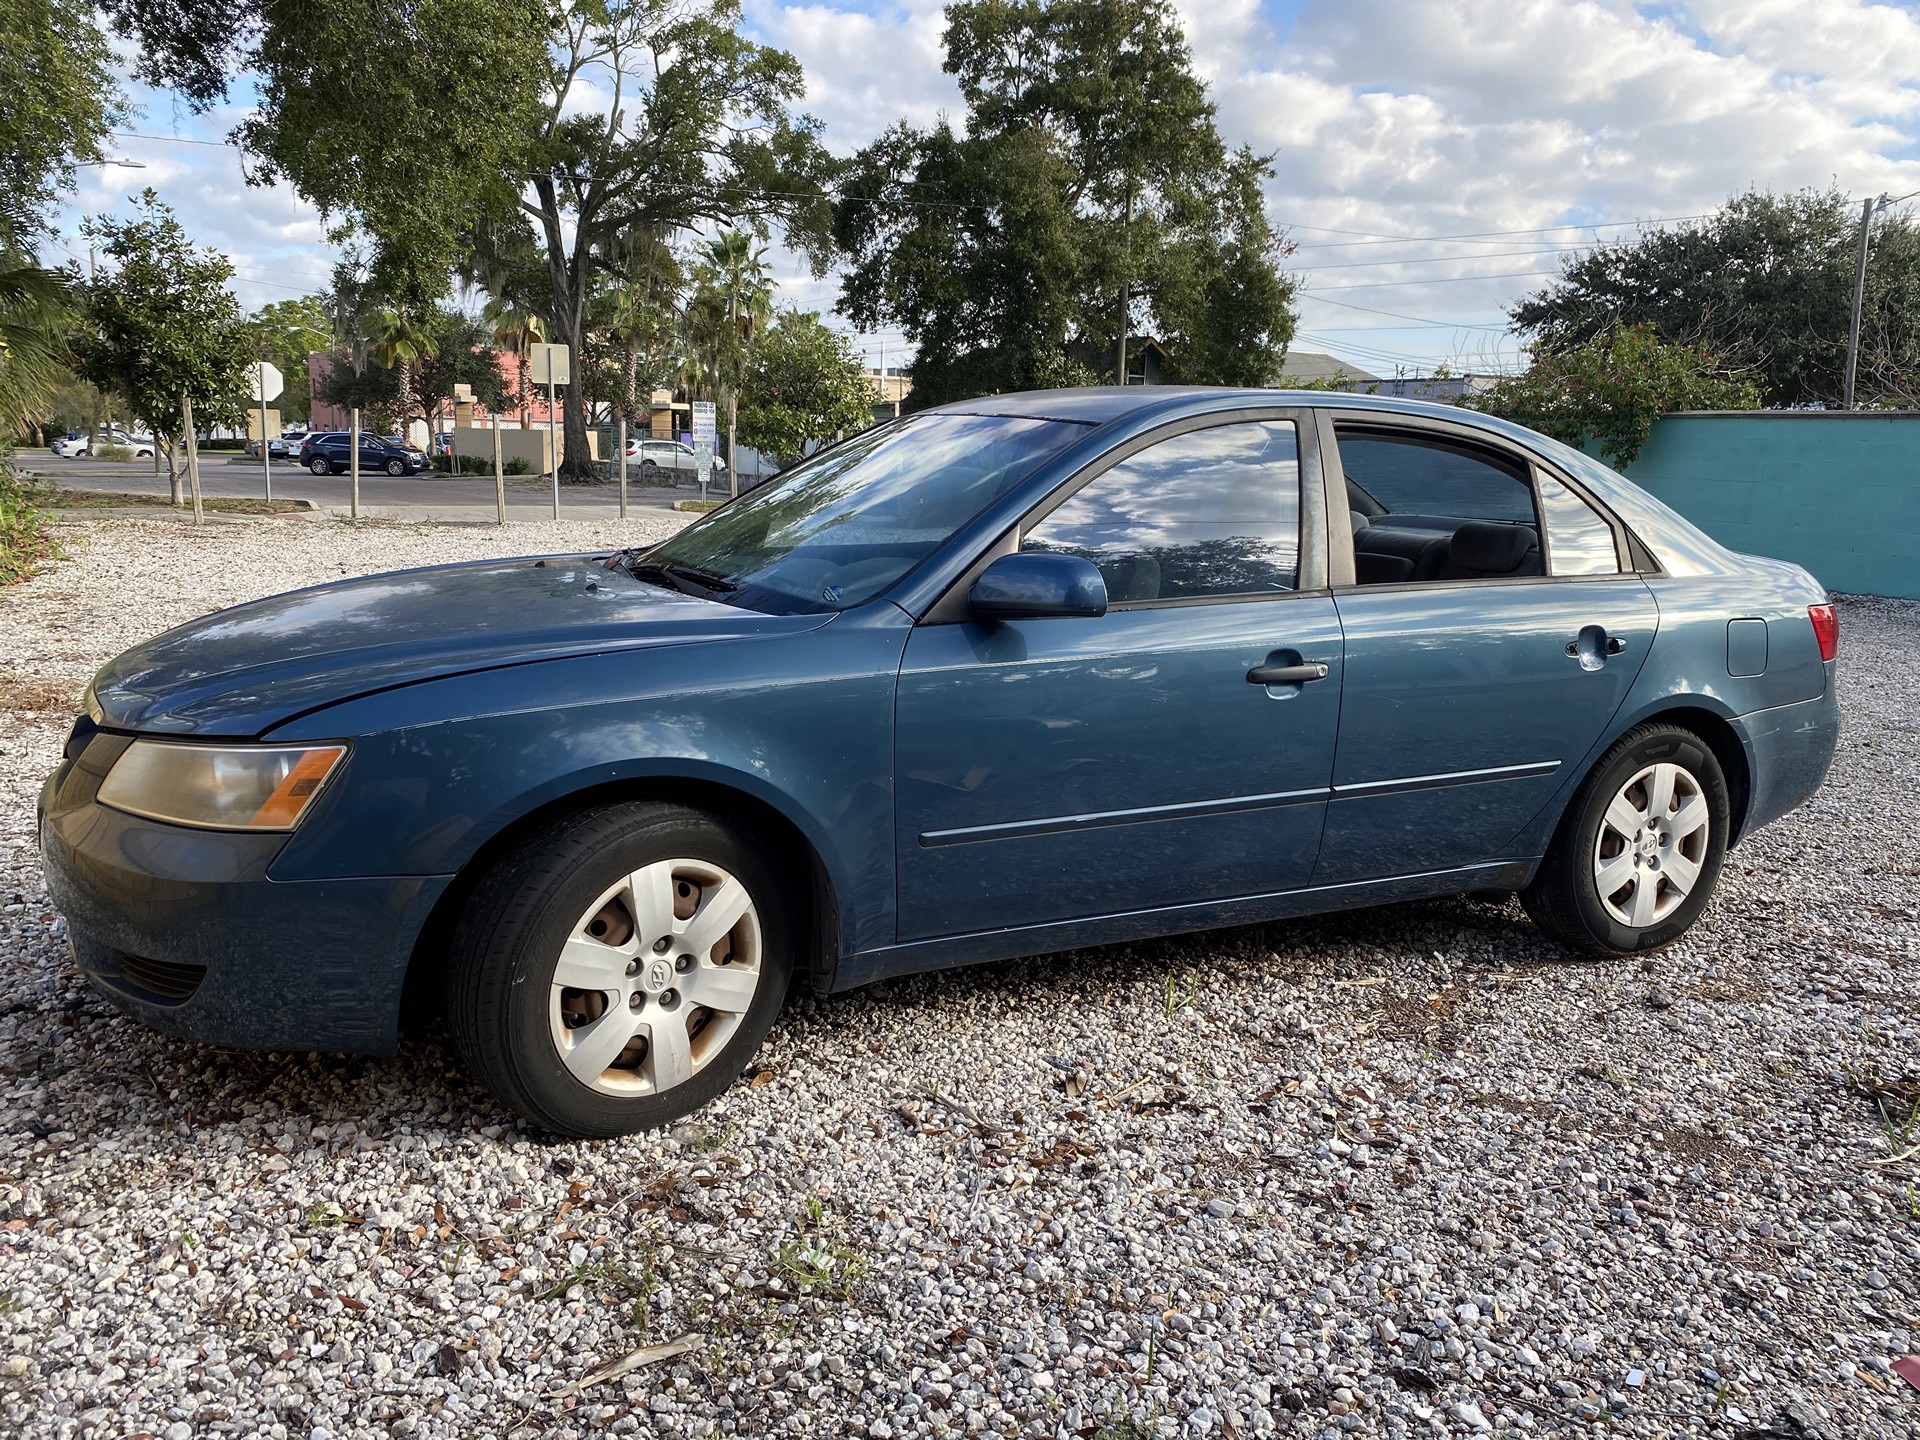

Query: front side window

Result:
[635,412,1088,614]
[1022,420,1301,602]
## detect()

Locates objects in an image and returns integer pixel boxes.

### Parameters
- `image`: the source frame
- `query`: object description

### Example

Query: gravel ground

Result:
[1,514,1916,1440]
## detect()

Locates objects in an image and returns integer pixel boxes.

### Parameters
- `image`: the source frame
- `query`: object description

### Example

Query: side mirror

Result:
[968,551,1108,620]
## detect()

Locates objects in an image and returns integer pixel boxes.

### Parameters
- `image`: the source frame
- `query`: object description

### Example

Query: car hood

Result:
[90,554,830,737]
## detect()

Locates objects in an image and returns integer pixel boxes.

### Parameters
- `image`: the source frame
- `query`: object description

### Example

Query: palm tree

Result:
[0,254,72,440]
[482,295,545,428]
[372,309,435,441]
[698,231,773,493]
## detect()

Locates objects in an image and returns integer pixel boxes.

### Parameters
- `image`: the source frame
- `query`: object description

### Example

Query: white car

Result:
[622,437,725,477]
[51,429,155,458]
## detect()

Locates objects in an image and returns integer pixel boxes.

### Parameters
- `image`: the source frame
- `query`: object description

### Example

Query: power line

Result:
[1296,293,1511,331]
[1301,244,1594,273]
[1306,269,1560,292]
[1279,212,1713,245]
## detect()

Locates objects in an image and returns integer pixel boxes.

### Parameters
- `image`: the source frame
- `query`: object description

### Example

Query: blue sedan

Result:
[38,389,1840,1136]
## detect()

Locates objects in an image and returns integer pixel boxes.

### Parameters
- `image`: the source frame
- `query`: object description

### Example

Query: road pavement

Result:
[22,454,732,523]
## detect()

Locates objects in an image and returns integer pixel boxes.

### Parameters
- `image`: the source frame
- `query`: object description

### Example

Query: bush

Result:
[504,457,531,476]
[431,453,505,476]
[1462,324,1759,466]
[93,443,135,462]
[0,460,54,585]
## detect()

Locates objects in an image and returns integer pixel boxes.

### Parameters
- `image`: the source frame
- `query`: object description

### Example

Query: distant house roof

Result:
[1274,350,1380,385]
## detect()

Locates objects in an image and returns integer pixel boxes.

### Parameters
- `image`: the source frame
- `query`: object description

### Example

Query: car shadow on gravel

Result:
[25,893,1581,1142]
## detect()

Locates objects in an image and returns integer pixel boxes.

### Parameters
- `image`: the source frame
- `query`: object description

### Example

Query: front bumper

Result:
[37,736,451,1055]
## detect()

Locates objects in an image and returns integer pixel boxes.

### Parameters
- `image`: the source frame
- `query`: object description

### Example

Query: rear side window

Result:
[1023,420,1300,601]
[1537,475,1622,575]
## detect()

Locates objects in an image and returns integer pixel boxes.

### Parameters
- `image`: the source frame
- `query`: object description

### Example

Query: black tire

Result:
[385,458,406,476]
[1522,722,1730,955]
[448,802,793,1137]
[309,457,331,476]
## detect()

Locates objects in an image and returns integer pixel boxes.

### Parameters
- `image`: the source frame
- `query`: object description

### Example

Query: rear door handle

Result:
[1247,662,1330,686]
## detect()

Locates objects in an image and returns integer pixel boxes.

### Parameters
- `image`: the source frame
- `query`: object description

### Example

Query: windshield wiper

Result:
[625,559,739,597]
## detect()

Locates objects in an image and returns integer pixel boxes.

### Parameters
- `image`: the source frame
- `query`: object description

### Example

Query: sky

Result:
[51,0,1920,379]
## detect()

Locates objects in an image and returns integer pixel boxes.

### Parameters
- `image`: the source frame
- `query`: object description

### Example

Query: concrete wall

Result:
[1617,411,1920,600]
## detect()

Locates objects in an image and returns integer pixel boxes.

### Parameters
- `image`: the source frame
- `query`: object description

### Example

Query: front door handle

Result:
[1247,662,1330,686]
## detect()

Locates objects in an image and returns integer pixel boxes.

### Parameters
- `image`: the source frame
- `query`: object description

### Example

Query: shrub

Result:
[504,457,531,476]
[93,443,135,462]
[0,460,54,585]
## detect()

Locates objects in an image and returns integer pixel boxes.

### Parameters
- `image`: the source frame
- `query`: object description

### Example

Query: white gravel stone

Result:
[1,517,1917,1439]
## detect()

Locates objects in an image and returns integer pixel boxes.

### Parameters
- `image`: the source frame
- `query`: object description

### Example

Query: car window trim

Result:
[918,406,1326,625]
[1319,408,1650,585]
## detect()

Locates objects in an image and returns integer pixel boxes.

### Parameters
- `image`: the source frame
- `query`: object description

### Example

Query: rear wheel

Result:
[1522,723,1729,955]
[449,803,792,1137]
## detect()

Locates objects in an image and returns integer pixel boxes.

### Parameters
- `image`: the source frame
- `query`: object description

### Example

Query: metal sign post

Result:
[492,421,505,526]
[528,343,572,522]
[617,418,628,520]
[349,406,361,523]
[691,400,717,501]
[249,360,284,503]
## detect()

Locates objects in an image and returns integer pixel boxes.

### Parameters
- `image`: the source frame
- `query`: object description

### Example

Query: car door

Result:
[892,411,1344,943]
[1315,412,1659,885]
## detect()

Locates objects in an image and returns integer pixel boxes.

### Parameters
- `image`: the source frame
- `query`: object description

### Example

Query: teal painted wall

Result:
[1614,412,1920,600]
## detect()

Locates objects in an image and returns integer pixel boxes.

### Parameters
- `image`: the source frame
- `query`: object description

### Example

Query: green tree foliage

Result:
[736,310,877,466]
[242,0,551,314]
[253,0,832,482]
[320,306,508,435]
[835,0,1296,407]
[0,0,126,253]
[1462,324,1759,466]
[71,192,251,498]
[246,294,333,422]
[1509,189,1920,409]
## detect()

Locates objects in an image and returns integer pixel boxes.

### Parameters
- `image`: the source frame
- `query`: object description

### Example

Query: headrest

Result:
[1349,510,1371,534]
[1449,521,1534,572]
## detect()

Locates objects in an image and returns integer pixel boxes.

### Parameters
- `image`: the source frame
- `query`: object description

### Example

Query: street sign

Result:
[248,361,284,404]
[691,400,717,493]
[527,343,571,386]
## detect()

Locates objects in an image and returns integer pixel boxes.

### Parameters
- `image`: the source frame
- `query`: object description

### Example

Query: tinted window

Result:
[1340,435,1534,522]
[1023,421,1300,602]
[1538,475,1621,575]
[639,413,1086,614]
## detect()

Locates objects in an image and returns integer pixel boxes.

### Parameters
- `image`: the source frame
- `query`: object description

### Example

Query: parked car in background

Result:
[302,432,432,476]
[39,389,1842,1138]
[623,436,725,479]
[51,428,155,458]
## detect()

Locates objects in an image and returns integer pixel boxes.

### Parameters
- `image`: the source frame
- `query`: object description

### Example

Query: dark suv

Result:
[302,432,431,476]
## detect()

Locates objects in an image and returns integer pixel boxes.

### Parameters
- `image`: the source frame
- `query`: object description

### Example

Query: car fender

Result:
[264,613,913,956]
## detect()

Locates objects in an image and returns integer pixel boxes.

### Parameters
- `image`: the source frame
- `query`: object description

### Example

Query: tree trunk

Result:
[164,436,182,506]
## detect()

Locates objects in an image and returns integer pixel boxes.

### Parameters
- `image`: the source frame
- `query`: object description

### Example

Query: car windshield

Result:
[632,412,1088,614]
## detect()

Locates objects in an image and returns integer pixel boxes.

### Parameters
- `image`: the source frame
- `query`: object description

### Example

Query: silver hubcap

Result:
[548,858,762,1096]
[1593,761,1710,928]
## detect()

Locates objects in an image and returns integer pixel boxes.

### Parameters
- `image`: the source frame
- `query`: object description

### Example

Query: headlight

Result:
[97,741,347,831]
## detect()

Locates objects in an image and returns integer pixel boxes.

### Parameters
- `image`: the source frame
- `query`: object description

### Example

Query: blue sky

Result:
[54,0,1920,378]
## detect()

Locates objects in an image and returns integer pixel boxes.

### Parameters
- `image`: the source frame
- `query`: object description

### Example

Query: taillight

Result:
[1808,603,1838,662]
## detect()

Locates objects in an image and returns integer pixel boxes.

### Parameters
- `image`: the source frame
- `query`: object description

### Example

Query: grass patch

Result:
[53,489,310,515]
[674,499,724,513]
[0,462,55,584]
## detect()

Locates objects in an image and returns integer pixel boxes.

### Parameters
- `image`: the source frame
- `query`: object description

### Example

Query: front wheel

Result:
[309,457,331,475]
[1522,723,1729,955]
[385,458,406,476]
[449,803,792,1137]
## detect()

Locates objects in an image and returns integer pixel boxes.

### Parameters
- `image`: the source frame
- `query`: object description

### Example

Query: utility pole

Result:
[1844,196,1874,411]
[1116,179,1133,386]
[1845,189,1920,410]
